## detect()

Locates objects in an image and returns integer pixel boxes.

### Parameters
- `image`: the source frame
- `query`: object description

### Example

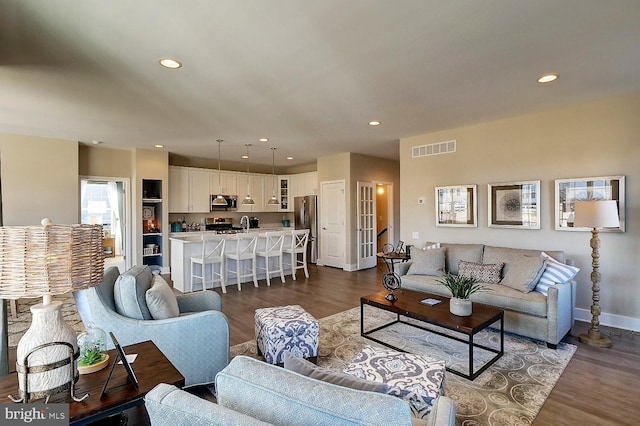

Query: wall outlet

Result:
[412,232,419,240]
[418,197,425,205]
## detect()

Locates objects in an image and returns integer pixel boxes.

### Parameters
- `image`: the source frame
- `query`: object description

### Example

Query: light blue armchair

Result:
[74,266,230,387]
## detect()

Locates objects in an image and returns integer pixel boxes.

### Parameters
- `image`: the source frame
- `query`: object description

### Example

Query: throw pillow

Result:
[535,252,580,296]
[113,265,154,320]
[500,255,547,293]
[343,345,446,419]
[407,247,446,276]
[145,275,180,320]
[283,352,390,394]
[458,260,504,284]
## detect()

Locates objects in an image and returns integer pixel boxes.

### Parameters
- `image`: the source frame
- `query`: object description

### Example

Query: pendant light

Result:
[212,139,227,206]
[241,144,255,205]
[268,147,279,206]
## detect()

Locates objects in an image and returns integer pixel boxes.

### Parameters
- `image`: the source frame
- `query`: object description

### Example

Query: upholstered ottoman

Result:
[344,345,446,419]
[255,305,319,364]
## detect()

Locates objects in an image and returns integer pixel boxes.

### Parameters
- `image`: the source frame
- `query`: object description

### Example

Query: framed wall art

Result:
[555,175,625,232]
[435,185,477,227]
[488,180,540,229]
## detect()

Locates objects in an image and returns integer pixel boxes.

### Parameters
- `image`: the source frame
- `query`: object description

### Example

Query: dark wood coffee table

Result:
[0,340,184,425]
[361,289,504,380]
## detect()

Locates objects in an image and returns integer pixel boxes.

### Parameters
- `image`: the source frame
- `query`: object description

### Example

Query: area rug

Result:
[231,305,576,426]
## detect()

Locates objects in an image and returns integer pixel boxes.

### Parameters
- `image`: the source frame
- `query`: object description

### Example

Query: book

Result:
[420,298,442,306]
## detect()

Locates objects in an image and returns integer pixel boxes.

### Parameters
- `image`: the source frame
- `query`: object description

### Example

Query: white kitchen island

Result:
[170,229,294,293]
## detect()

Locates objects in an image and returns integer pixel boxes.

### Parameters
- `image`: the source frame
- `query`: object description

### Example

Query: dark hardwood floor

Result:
[194,262,640,426]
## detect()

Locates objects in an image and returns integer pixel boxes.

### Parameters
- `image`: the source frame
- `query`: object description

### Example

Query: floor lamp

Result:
[573,200,620,348]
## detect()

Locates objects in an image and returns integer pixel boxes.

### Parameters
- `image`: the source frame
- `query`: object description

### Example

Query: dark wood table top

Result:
[0,340,184,424]
[362,288,503,334]
[376,252,410,261]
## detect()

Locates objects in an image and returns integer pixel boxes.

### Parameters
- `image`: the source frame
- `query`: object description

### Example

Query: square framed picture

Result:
[555,175,625,232]
[488,180,540,229]
[435,185,477,227]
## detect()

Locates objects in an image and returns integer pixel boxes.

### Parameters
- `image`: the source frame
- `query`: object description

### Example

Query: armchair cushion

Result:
[113,265,153,319]
[146,275,180,320]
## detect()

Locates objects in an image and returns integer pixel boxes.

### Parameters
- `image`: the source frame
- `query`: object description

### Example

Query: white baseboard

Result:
[574,308,640,332]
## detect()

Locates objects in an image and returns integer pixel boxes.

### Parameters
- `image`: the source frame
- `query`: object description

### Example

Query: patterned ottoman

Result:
[343,345,446,419]
[255,305,319,364]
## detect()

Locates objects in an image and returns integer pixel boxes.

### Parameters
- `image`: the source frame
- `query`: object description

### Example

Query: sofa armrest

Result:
[396,261,413,276]
[145,384,272,426]
[176,290,222,312]
[546,280,575,345]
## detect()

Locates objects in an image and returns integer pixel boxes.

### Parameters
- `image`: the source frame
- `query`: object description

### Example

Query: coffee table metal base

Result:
[361,303,504,381]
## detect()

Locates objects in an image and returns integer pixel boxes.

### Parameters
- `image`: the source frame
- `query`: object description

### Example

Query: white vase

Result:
[450,298,472,316]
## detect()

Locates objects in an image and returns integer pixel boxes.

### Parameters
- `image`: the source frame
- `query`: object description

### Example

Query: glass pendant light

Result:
[212,139,228,206]
[241,144,255,205]
[268,147,279,205]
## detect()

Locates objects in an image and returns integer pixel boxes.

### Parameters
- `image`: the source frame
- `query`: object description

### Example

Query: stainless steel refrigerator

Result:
[294,195,318,264]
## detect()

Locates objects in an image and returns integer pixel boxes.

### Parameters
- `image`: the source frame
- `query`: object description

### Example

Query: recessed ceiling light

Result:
[159,58,182,69]
[91,140,102,145]
[154,144,164,148]
[259,138,269,142]
[368,120,381,126]
[242,155,249,159]
[286,156,294,160]
[537,74,558,83]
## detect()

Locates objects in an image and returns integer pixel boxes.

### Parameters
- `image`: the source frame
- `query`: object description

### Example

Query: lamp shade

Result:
[573,200,620,229]
[0,223,104,299]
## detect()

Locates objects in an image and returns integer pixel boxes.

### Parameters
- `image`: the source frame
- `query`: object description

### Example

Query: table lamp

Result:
[0,219,104,402]
[573,200,620,348]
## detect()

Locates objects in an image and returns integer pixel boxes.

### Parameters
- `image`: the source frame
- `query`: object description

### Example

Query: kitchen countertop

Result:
[169,224,294,239]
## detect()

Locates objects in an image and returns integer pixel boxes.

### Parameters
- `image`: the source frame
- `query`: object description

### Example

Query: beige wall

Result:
[0,134,78,225]
[399,92,640,329]
[79,145,132,178]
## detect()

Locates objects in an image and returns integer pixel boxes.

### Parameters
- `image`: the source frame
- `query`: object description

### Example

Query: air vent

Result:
[412,140,456,158]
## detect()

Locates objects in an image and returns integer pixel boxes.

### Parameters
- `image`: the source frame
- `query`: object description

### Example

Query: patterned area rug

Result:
[231,305,576,426]
[7,294,85,348]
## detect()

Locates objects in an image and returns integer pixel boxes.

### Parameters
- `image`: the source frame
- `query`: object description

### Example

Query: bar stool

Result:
[283,229,310,280]
[255,231,286,286]
[224,233,258,291]
[190,235,226,293]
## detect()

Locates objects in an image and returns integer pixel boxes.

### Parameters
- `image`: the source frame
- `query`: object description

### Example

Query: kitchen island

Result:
[170,227,294,293]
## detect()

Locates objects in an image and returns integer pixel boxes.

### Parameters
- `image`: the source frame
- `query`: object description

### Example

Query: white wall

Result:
[0,134,78,225]
[399,92,640,330]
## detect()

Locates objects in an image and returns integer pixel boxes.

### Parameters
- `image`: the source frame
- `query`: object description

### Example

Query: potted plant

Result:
[436,273,488,316]
[77,324,109,374]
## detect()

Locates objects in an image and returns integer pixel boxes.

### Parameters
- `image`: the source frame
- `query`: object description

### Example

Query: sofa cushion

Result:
[458,260,504,284]
[146,275,180,320]
[344,345,446,419]
[535,252,580,296]
[499,255,546,293]
[113,265,153,320]
[440,243,484,275]
[283,352,390,394]
[407,247,446,276]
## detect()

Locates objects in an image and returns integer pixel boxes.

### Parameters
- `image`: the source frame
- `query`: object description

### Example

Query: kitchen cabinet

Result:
[291,171,318,198]
[209,170,237,196]
[169,166,210,213]
[237,173,265,212]
[278,176,292,212]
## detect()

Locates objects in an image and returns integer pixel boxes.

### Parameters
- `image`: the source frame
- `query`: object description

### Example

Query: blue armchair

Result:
[74,266,230,387]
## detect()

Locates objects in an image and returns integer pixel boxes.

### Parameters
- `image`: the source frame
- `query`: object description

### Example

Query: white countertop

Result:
[169,224,294,241]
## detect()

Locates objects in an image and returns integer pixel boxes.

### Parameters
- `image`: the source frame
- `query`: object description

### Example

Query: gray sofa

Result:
[398,243,576,348]
[145,355,456,426]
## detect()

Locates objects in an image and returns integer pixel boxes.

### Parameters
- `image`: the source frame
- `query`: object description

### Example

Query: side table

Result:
[376,252,410,301]
[0,340,184,425]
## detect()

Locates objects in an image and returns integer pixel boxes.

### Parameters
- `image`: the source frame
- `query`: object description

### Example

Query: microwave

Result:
[210,195,238,211]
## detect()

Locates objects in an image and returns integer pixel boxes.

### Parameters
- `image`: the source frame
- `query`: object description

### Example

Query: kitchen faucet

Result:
[240,215,249,233]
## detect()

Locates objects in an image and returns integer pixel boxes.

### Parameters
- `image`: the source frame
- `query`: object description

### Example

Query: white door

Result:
[320,180,345,269]
[357,181,376,270]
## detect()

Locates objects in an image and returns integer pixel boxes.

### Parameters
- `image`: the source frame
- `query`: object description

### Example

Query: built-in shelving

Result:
[142,179,163,271]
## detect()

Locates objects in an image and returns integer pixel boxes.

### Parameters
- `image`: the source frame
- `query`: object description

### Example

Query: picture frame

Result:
[488,180,540,229]
[435,185,478,227]
[555,175,625,232]
[395,240,405,254]
[101,332,139,398]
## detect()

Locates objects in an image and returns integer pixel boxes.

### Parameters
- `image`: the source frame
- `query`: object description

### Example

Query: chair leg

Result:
[265,256,271,286]
[252,258,258,288]
[302,251,309,278]
[190,261,196,293]
[220,260,227,294]
[291,252,297,280]
[236,260,242,291]
[10,299,18,319]
[279,255,285,283]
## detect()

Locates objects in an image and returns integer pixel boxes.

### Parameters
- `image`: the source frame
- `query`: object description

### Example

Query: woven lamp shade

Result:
[0,223,105,299]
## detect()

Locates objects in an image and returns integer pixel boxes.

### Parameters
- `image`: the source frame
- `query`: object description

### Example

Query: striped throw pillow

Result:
[534,252,579,295]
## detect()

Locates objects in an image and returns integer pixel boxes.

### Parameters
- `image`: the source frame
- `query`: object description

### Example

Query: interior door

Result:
[357,181,376,270]
[320,180,345,269]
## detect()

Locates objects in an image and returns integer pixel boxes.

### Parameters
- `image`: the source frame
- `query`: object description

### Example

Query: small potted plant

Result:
[77,323,109,374]
[436,273,488,316]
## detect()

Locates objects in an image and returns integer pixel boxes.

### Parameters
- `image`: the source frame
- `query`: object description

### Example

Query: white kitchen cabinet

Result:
[168,166,211,213]
[210,170,237,196]
[278,176,292,211]
[236,173,265,212]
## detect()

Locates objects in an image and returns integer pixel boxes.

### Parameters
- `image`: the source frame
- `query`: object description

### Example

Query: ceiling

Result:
[1,0,639,167]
